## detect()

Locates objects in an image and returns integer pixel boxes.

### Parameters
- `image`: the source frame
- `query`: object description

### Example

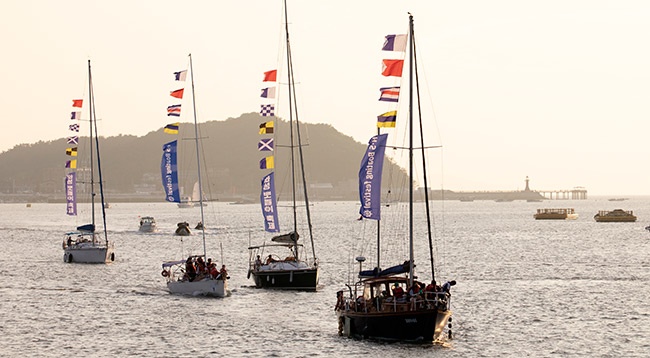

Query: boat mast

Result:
[408,14,415,288]
[410,17,437,283]
[283,0,316,261]
[89,60,109,245]
[87,60,96,231]
[188,53,208,260]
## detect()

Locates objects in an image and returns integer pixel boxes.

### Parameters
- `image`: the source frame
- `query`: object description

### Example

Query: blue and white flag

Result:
[173,70,187,81]
[161,140,181,203]
[260,104,275,117]
[358,133,388,220]
[258,138,274,151]
[382,34,407,51]
[261,87,276,99]
[260,172,280,232]
[65,172,77,216]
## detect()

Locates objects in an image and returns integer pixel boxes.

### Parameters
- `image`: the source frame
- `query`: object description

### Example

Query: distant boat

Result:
[594,209,636,222]
[138,216,157,233]
[62,60,115,264]
[174,221,191,236]
[608,198,629,202]
[534,208,578,220]
[177,182,207,208]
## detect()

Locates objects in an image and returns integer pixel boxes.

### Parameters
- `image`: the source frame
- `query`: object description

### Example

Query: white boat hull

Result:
[63,244,115,264]
[167,278,228,297]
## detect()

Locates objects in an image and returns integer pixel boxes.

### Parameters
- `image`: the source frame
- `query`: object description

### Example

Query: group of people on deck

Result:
[184,256,228,282]
[388,280,455,302]
[252,254,296,270]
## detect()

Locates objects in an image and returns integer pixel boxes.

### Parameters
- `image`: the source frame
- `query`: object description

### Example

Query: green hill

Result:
[0,113,408,203]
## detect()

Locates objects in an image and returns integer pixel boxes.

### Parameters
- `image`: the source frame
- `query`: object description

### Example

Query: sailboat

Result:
[177,181,207,208]
[62,60,115,264]
[336,14,455,342]
[247,0,319,291]
[160,54,229,297]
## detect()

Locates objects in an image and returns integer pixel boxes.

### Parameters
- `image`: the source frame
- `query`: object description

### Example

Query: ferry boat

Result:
[534,208,578,220]
[593,209,637,222]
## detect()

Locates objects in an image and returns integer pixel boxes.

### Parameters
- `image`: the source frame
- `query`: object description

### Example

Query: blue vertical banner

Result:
[261,172,280,232]
[358,133,388,220]
[65,172,77,216]
[161,140,181,203]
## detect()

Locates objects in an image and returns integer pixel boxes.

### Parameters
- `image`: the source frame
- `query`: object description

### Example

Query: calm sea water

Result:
[0,199,648,357]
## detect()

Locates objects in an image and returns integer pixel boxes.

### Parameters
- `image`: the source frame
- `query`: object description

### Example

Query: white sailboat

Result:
[247,0,319,291]
[161,54,229,297]
[177,181,206,208]
[62,60,115,264]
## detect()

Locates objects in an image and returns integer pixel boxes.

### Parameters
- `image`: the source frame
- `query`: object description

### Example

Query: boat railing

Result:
[342,293,450,313]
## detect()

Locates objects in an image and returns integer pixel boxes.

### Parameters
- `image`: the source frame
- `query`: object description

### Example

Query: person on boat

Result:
[441,280,456,296]
[335,290,345,311]
[218,264,228,280]
[195,221,203,230]
[185,257,196,282]
[407,281,422,298]
[207,261,218,279]
[424,280,439,299]
[254,255,262,269]
[66,236,73,247]
[265,254,276,265]
[196,257,207,277]
[392,283,405,300]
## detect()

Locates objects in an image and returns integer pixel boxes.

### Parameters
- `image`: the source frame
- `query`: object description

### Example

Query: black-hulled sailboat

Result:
[247,0,319,291]
[62,60,115,264]
[336,14,455,342]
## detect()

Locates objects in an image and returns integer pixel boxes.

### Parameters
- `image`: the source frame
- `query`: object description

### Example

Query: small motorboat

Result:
[139,216,157,233]
[175,222,191,236]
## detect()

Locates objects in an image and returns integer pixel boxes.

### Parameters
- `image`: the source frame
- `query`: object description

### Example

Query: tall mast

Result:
[87,60,96,229]
[188,53,208,260]
[283,0,316,261]
[408,14,415,288]
[89,60,109,244]
[412,21,437,283]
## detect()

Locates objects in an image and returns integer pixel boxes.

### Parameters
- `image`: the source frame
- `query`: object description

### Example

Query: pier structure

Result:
[538,187,587,200]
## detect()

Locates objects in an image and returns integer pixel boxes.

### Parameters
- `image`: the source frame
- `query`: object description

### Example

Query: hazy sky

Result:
[3,0,650,195]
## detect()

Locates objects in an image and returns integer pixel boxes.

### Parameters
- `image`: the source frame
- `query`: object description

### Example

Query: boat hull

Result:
[251,267,319,291]
[339,308,451,342]
[63,245,115,264]
[167,278,228,297]
[139,225,156,233]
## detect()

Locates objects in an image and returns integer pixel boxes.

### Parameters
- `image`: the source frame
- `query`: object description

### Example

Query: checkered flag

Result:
[69,124,80,132]
[260,104,275,117]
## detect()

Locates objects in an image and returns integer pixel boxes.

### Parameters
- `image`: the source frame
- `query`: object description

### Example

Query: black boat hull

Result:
[339,308,451,342]
[251,268,319,291]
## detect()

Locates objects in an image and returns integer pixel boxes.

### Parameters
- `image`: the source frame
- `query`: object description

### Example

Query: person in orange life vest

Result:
[208,262,218,278]
[392,283,405,300]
